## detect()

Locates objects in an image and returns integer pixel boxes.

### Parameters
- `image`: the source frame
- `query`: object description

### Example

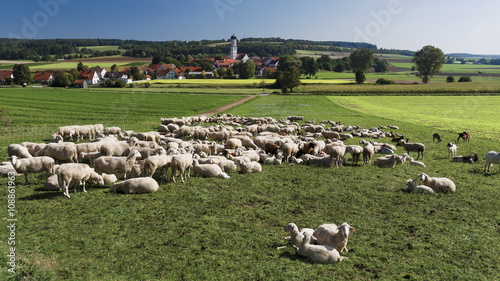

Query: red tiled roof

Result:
[0,70,13,79]
[33,72,54,82]
[73,79,86,84]
[181,67,202,72]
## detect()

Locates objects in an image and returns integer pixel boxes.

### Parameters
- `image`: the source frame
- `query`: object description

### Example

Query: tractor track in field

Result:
[196,94,260,116]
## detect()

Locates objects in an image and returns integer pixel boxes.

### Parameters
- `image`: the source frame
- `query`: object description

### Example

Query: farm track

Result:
[196,94,258,116]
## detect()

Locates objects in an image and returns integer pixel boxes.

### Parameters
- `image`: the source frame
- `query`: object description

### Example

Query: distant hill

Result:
[446,53,500,59]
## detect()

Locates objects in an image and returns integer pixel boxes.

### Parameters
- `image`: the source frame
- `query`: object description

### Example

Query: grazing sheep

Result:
[432,133,442,142]
[109,177,159,194]
[409,157,426,168]
[345,145,363,166]
[93,149,141,180]
[10,155,55,185]
[143,154,173,179]
[398,139,425,160]
[170,150,194,183]
[360,140,374,166]
[297,232,347,264]
[103,126,122,136]
[447,143,458,158]
[405,179,434,194]
[313,222,356,253]
[8,144,33,158]
[236,160,262,174]
[484,151,500,173]
[457,131,471,142]
[418,173,456,193]
[192,159,230,179]
[278,223,315,249]
[100,138,136,156]
[56,163,104,198]
[44,143,78,164]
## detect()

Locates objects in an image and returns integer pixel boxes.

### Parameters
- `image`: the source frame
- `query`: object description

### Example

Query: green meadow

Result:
[0,88,499,280]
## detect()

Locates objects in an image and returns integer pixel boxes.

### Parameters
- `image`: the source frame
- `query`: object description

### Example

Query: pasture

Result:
[0,90,499,280]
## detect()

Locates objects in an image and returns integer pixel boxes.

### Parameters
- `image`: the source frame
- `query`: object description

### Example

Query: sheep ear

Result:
[350,227,356,231]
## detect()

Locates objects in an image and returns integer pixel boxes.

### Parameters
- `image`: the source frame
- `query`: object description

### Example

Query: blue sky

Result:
[2,0,499,54]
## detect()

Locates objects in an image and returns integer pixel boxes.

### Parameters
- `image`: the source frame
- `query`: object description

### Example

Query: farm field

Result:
[0,90,499,280]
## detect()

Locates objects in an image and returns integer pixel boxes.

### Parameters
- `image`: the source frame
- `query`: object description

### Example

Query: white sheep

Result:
[373,154,400,168]
[0,163,18,178]
[21,142,47,156]
[170,150,194,183]
[297,232,347,264]
[409,157,426,168]
[93,149,141,180]
[192,159,230,179]
[360,140,374,166]
[56,163,104,198]
[278,223,315,249]
[236,160,262,174]
[8,144,33,158]
[281,142,299,162]
[10,155,55,185]
[263,156,282,165]
[143,154,173,179]
[313,222,356,253]
[109,177,159,194]
[42,174,60,191]
[447,143,458,158]
[44,143,78,164]
[484,151,500,173]
[398,139,425,160]
[418,173,456,193]
[101,173,118,185]
[405,179,434,194]
[345,145,363,166]
[330,145,346,167]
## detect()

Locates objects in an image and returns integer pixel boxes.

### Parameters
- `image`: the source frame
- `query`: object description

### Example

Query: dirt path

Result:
[196,95,258,117]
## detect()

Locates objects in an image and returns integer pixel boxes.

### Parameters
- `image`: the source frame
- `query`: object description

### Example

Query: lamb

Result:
[360,139,374,166]
[56,163,104,198]
[236,160,262,174]
[432,133,442,142]
[405,179,434,194]
[278,223,315,249]
[192,159,230,179]
[457,131,471,142]
[8,144,33,158]
[484,151,500,173]
[109,177,159,194]
[263,156,282,165]
[93,149,141,179]
[452,153,478,164]
[409,157,426,168]
[447,143,458,158]
[297,232,347,264]
[398,139,425,160]
[10,155,55,185]
[313,222,356,253]
[345,145,363,166]
[418,173,456,193]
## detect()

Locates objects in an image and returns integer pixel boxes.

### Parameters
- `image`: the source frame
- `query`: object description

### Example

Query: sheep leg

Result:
[24,173,30,185]
[82,181,87,193]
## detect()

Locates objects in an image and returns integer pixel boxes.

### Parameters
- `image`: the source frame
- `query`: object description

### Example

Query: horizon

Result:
[1,0,499,55]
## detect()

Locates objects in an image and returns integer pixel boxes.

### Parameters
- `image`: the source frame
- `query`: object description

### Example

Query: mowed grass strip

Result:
[0,93,499,280]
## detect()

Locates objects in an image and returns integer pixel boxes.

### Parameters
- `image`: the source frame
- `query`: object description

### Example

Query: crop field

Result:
[0,91,499,280]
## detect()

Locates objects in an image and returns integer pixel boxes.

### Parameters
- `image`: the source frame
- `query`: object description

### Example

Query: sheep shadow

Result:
[19,191,62,201]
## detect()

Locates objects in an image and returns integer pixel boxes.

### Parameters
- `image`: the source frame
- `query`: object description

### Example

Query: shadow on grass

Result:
[19,191,61,201]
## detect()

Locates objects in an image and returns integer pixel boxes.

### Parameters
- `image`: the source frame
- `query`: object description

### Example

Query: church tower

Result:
[230,34,237,60]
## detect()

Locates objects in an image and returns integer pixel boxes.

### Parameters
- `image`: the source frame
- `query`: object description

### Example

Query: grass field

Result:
[0,89,499,280]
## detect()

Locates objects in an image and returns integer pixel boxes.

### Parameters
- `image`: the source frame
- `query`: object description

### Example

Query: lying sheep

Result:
[313,222,356,253]
[484,151,500,173]
[56,163,104,198]
[297,232,347,264]
[418,173,456,193]
[263,156,282,165]
[0,163,18,178]
[109,177,159,194]
[42,174,60,191]
[405,179,434,194]
[452,153,478,164]
[192,159,230,179]
[409,157,426,168]
[447,143,458,158]
[374,154,400,168]
[11,155,55,185]
[279,223,315,249]
[8,144,33,158]
[236,160,262,174]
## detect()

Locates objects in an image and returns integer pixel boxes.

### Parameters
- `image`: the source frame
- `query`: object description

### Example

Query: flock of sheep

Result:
[1,114,499,264]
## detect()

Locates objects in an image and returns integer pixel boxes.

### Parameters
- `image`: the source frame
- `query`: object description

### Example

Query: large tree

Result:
[300,56,319,77]
[13,64,32,85]
[239,59,256,79]
[51,72,70,87]
[277,55,302,72]
[349,49,374,84]
[412,45,445,83]
[275,65,301,93]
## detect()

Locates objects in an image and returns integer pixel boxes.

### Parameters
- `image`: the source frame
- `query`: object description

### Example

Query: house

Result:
[180,66,203,73]
[0,70,13,85]
[156,68,184,80]
[235,54,249,63]
[150,64,178,72]
[104,72,130,83]
[213,59,238,70]
[266,57,280,68]
[73,79,87,88]
[78,70,101,85]
[95,68,107,79]
[32,72,55,83]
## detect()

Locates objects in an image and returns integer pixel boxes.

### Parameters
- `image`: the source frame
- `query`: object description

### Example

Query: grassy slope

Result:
[0,92,499,280]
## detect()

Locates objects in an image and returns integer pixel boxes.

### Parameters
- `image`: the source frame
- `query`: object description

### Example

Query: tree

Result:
[13,64,32,85]
[239,60,256,79]
[51,72,70,87]
[374,58,389,72]
[217,67,227,78]
[334,63,346,73]
[316,54,335,71]
[277,55,302,72]
[128,66,145,81]
[446,76,455,83]
[111,64,118,72]
[412,45,445,83]
[275,65,301,93]
[226,68,234,78]
[355,70,366,84]
[349,49,374,72]
[300,56,318,77]
[77,61,85,71]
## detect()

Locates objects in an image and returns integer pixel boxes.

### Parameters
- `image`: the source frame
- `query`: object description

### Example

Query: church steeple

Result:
[230,34,237,60]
